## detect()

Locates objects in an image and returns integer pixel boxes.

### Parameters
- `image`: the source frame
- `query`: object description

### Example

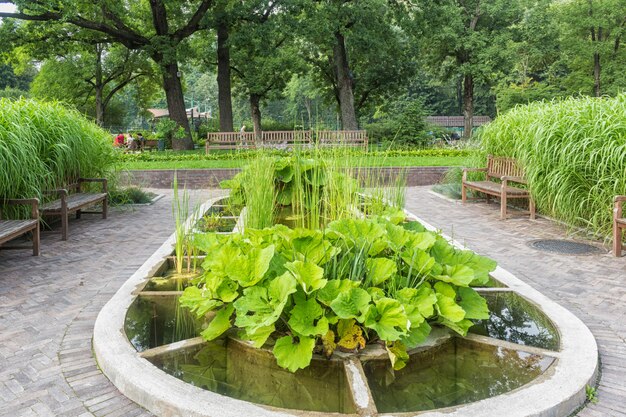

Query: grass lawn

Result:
[120,155,470,170]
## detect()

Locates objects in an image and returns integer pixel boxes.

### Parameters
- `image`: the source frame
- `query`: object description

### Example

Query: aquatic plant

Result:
[180,216,495,372]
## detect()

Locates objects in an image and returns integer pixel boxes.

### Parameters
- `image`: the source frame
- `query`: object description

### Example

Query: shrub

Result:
[476,95,626,237]
[0,98,115,201]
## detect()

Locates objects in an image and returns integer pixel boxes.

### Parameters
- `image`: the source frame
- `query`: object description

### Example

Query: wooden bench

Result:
[462,155,535,220]
[0,199,40,256]
[258,131,312,149]
[206,132,257,152]
[141,139,159,151]
[316,130,368,150]
[41,178,108,240]
[613,195,626,256]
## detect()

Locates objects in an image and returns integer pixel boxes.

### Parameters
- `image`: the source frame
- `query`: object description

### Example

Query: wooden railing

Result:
[206,130,368,153]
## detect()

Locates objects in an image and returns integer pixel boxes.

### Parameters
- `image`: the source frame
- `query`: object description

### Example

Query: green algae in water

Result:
[364,338,554,413]
[148,340,356,414]
[124,296,206,352]
[470,292,560,351]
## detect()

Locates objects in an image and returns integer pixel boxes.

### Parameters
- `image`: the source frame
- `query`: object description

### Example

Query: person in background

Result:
[127,133,138,150]
[136,132,146,149]
[114,133,125,147]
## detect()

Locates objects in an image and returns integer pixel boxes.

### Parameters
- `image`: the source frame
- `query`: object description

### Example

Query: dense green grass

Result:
[476,94,626,238]
[119,156,469,170]
[0,99,115,201]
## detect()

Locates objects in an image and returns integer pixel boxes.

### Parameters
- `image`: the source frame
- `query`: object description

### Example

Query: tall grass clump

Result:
[476,94,626,237]
[242,154,276,229]
[0,98,115,201]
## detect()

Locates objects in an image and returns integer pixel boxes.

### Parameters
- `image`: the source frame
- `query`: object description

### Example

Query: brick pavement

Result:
[0,189,222,417]
[405,187,625,417]
[0,186,623,416]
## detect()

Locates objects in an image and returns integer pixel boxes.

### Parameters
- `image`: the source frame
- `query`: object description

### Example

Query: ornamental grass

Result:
[0,98,115,200]
[477,94,626,237]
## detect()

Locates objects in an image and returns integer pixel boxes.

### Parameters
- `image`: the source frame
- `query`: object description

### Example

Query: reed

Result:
[477,95,626,237]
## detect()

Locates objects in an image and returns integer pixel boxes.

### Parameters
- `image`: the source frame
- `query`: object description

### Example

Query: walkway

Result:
[0,190,223,417]
[0,186,623,416]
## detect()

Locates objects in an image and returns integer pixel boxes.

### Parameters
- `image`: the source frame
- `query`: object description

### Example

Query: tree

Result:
[0,0,215,149]
[229,0,302,138]
[419,0,523,137]
[555,0,626,97]
[298,0,416,130]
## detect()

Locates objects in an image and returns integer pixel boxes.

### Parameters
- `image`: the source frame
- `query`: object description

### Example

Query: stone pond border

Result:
[93,197,598,417]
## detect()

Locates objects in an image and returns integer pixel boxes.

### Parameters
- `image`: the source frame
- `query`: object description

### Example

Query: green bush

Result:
[0,98,115,201]
[364,96,430,147]
[476,95,626,237]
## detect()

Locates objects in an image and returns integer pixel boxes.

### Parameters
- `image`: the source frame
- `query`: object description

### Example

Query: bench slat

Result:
[41,193,107,212]
[0,219,38,244]
[464,181,530,196]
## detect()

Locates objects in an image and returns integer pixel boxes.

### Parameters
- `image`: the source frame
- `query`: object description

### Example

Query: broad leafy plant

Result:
[180,215,495,372]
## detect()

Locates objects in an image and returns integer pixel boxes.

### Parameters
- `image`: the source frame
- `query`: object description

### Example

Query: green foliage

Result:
[156,118,186,149]
[108,187,155,205]
[0,98,115,202]
[180,216,496,372]
[476,95,626,237]
[365,96,430,146]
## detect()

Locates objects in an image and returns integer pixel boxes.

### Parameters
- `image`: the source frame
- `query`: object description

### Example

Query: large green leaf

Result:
[438,317,474,336]
[434,264,475,287]
[365,258,397,286]
[226,245,275,287]
[434,282,465,323]
[386,341,409,370]
[285,260,327,294]
[330,287,371,320]
[401,247,435,274]
[408,231,437,251]
[202,243,241,277]
[179,286,223,317]
[317,279,358,306]
[363,297,409,341]
[401,320,431,349]
[273,335,316,372]
[326,218,387,256]
[233,272,296,333]
[381,221,411,252]
[458,287,489,320]
[288,296,329,336]
[290,230,338,265]
[240,324,275,348]
[201,304,234,341]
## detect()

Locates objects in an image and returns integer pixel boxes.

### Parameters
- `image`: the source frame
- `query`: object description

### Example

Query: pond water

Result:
[363,338,554,413]
[148,339,356,414]
[470,292,560,351]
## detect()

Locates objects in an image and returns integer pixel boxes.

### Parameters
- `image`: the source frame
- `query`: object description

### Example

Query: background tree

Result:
[0,0,215,149]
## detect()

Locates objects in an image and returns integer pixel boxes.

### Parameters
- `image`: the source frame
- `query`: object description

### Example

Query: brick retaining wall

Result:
[120,167,452,189]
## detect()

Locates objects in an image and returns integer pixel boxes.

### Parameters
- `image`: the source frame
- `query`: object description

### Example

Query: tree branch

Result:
[172,0,214,42]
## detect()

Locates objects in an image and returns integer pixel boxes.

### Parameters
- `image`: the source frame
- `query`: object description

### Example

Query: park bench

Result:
[41,178,108,240]
[316,130,368,150]
[462,155,535,220]
[0,198,40,256]
[206,132,257,153]
[258,131,312,149]
[141,139,159,151]
[613,195,626,256]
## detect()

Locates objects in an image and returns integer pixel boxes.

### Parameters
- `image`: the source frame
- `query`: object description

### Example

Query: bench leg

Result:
[614,223,622,257]
[33,224,40,256]
[461,183,467,204]
[61,214,68,241]
[500,191,507,220]
[486,194,491,204]
[76,209,82,219]
[529,197,536,220]
[102,197,108,219]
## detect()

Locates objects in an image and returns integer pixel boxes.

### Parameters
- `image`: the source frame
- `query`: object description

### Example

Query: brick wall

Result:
[120,167,452,189]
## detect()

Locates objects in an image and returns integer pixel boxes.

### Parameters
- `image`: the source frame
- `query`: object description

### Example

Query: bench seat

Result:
[41,193,108,212]
[0,199,40,256]
[463,180,530,197]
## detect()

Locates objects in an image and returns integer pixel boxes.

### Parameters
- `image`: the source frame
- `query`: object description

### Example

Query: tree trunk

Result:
[250,93,262,141]
[333,31,358,130]
[593,51,601,97]
[94,45,104,126]
[462,74,474,139]
[162,61,194,150]
[217,20,234,132]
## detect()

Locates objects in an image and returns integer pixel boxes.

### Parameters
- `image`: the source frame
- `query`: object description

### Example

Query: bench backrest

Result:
[486,155,525,179]
[316,130,368,148]
[262,130,311,145]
